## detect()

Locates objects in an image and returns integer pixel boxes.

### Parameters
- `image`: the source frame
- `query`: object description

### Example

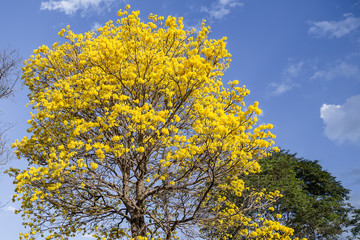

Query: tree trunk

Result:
[130,208,146,238]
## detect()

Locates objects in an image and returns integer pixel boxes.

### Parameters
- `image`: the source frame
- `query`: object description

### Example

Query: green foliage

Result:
[349,209,360,239]
[211,150,359,240]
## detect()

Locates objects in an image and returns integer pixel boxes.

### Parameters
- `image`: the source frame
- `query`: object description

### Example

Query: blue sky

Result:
[0,0,360,239]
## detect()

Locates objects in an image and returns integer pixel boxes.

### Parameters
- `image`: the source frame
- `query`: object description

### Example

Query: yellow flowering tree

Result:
[8,6,298,240]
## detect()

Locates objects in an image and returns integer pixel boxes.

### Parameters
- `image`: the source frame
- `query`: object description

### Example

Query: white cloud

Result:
[311,61,360,81]
[268,61,304,95]
[40,0,115,15]
[285,62,304,77]
[269,83,293,95]
[320,95,360,143]
[201,0,244,19]
[269,60,360,96]
[91,22,102,31]
[2,205,16,213]
[308,13,360,39]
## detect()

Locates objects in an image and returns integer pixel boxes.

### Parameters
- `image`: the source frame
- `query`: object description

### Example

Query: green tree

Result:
[215,150,356,240]
[7,7,298,240]
[349,208,360,239]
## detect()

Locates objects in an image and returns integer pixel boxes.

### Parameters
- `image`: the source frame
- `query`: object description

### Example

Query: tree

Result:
[349,208,360,239]
[0,47,20,165]
[213,150,356,240]
[0,48,19,99]
[8,6,298,240]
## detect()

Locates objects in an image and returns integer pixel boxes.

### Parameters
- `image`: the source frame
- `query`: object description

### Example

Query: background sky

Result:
[0,0,360,239]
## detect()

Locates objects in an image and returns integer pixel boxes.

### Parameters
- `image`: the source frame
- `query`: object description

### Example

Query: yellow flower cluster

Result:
[8,5,293,240]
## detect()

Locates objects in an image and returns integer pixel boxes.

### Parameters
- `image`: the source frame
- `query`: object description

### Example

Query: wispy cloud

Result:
[308,13,360,39]
[201,0,244,19]
[269,59,360,96]
[269,83,293,95]
[91,22,102,31]
[2,205,16,214]
[311,61,360,81]
[268,61,304,95]
[320,95,360,143]
[40,0,115,15]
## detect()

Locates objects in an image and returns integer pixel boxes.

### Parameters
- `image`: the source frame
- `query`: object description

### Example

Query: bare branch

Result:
[0,48,21,99]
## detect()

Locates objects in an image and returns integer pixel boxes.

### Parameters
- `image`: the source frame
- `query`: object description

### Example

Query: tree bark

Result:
[130,208,146,238]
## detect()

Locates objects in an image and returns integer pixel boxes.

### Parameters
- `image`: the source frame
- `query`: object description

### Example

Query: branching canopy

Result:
[9,7,298,240]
